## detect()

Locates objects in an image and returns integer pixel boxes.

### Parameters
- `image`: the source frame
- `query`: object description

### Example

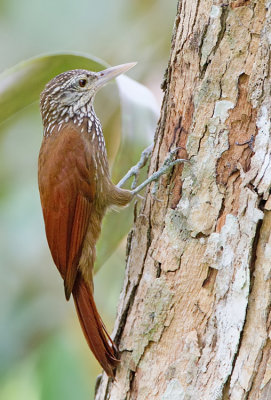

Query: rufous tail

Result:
[72,274,118,377]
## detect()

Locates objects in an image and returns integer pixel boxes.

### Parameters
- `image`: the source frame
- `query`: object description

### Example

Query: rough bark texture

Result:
[95,1,271,399]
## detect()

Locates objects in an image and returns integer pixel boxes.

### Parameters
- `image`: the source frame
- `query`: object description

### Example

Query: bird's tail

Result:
[72,274,118,377]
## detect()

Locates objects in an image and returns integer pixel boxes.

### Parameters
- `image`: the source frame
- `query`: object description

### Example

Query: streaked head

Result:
[40,63,136,123]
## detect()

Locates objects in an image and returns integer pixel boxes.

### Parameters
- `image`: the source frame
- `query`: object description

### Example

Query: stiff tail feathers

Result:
[72,274,119,377]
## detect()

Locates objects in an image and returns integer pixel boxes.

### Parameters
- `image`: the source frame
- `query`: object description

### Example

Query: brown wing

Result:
[38,125,95,300]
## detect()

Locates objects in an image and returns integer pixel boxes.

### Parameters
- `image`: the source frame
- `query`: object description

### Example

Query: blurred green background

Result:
[0,1,176,399]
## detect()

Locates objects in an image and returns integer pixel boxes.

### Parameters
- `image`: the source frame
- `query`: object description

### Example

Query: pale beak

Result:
[95,62,137,89]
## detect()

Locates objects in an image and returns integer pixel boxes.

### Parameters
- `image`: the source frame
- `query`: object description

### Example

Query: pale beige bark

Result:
[95,1,271,399]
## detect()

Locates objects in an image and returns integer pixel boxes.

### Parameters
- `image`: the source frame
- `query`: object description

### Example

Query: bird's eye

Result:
[79,79,87,87]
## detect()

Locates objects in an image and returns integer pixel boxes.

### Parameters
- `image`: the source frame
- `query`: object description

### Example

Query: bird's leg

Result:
[117,146,189,197]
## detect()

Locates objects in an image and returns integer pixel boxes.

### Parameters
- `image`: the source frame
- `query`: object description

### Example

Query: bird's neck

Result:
[43,102,101,138]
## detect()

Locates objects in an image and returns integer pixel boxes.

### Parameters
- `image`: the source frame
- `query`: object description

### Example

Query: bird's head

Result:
[40,62,136,125]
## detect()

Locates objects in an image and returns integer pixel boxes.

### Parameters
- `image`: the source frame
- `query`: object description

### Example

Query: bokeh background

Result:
[0,1,177,399]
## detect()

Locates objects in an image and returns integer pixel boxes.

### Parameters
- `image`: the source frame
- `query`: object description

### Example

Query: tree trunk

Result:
[95,1,271,399]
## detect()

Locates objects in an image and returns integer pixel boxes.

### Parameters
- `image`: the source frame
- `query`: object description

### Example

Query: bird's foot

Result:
[130,147,189,197]
[117,144,153,190]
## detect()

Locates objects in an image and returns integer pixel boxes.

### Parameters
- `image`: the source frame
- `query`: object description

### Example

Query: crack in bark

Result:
[250,340,271,399]
[191,0,201,34]
[155,261,162,278]
[119,217,153,338]
[95,213,154,397]
[200,5,229,79]
[222,215,263,399]
[231,0,251,9]
[198,23,209,78]
[114,283,138,347]
[196,124,208,156]
[127,299,176,397]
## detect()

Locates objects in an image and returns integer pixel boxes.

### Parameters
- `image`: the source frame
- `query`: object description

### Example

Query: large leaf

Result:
[0,52,106,125]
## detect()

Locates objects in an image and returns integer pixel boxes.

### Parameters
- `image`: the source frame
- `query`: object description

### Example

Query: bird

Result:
[38,62,187,377]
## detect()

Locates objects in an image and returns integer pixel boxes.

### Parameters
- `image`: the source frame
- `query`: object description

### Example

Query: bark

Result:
[95,1,271,399]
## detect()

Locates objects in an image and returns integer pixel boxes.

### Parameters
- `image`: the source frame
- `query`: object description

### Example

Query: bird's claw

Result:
[130,147,189,197]
[117,144,153,189]
[135,193,144,201]
[151,181,163,202]
[163,146,186,166]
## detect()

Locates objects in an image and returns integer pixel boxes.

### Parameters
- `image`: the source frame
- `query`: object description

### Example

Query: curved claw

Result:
[118,143,190,197]
[117,144,153,189]
[164,146,187,165]
[131,157,189,196]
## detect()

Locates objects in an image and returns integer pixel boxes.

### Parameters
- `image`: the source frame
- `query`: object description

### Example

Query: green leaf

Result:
[0,52,106,125]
